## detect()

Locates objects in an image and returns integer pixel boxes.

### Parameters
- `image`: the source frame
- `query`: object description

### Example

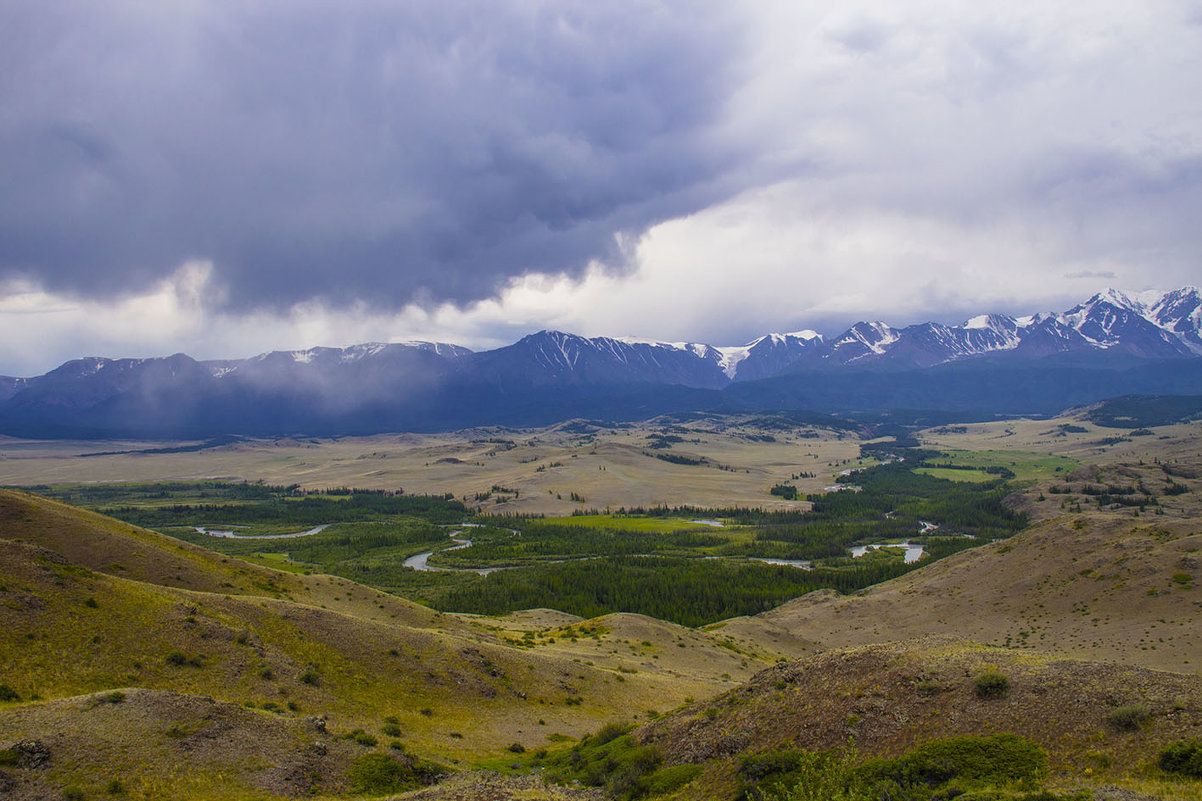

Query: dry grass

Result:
[0,416,864,515]
[639,636,1202,800]
[0,489,802,799]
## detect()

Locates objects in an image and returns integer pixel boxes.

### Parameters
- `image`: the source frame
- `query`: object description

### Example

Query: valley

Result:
[1,402,1201,799]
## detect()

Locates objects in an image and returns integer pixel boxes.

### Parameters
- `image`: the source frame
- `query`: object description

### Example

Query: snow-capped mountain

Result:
[470,331,730,389]
[715,331,823,381]
[1149,287,1202,352]
[0,288,1199,438]
[802,288,1202,368]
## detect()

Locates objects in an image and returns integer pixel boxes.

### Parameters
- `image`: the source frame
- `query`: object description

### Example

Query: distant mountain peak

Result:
[1,288,1200,438]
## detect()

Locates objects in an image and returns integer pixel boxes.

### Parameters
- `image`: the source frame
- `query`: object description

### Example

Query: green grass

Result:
[240,552,313,573]
[926,450,1079,482]
[553,514,740,533]
[913,467,997,483]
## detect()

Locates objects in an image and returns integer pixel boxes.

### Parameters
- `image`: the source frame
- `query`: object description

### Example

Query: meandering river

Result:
[194,524,332,539]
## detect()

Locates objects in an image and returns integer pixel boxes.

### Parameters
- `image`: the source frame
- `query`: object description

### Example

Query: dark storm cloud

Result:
[0,0,746,309]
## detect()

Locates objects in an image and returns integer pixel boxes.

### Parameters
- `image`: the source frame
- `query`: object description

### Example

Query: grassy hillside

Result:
[723,475,1202,674]
[0,489,797,800]
[632,637,1202,800]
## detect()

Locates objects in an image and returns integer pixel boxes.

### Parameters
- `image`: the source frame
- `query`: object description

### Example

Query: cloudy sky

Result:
[1,1,1199,375]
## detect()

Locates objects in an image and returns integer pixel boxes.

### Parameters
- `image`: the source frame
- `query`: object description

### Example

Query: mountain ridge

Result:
[1,288,1200,438]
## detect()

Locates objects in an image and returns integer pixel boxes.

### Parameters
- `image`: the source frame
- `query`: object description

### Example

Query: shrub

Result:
[761,749,868,801]
[591,721,631,747]
[643,764,702,796]
[534,724,665,800]
[507,742,526,753]
[974,670,1010,698]
[382,722,402,737]
[298,669,320,686]
[0,749,19,766]
[1109,703,1151,731]
[165,652,203,668]
[1160,739,1202,777]
[0,684,19,702]
[344,729,378,747]
[100,691,125,705]
[740,749,806,782]
[107,779,125,794]
[862,733,1047,791]
[347,753,446,794]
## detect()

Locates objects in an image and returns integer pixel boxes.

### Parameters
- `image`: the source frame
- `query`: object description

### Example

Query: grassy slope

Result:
[636,637,1202,800]
[724,489,1202,674]
[711,418,1202,674]
[0,489,800,800]
[650,424,1202,799]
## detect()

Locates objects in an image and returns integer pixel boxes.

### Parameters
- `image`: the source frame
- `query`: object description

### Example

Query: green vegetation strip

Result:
[26,457,1027,627]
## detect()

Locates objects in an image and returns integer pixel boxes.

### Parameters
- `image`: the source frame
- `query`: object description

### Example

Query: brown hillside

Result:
[0,688,369,800]
[721,510,1202,673]
[637,637,1202,800]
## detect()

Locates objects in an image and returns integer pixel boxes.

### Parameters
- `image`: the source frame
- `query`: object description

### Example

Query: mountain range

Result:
[1,287,1201,438]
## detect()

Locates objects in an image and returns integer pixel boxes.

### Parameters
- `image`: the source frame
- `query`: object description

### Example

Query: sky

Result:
[1,0,1200,375]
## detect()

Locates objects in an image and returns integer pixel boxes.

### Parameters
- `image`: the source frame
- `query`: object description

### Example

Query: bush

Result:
[643,764,703,795]
[590,721,631,747]
[0,684,19,702]
[1109,703,1151,731]
[165,652,203,668]
[344,729,378,747]
[382,722,402,737]
[762,749,868,801]
[534,725,665,800]
[1159,740,1202,777]
[974,670,1010,698]
[507,742,526,753]
[298,669,320,686]
[740,749,806,782]
[100,691,125,705]
[347,753,446,794]
[862,733,1047,791]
